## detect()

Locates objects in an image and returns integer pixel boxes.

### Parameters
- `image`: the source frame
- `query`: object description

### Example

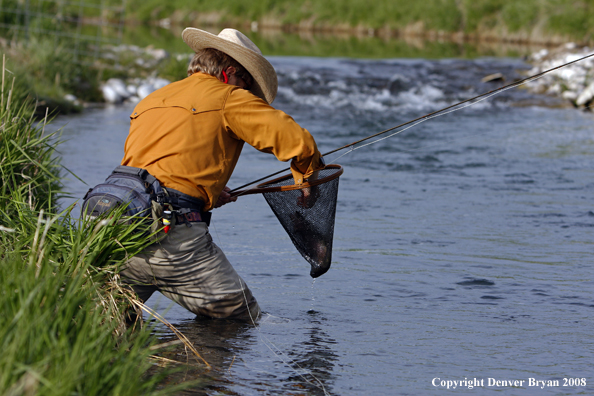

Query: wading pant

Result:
[120,222,261,321]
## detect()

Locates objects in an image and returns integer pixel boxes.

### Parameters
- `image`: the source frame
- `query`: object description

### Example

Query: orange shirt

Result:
[122,72,324,211]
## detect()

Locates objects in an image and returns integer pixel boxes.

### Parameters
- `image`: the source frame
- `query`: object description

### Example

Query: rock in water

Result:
[101,85,121,103]
[576,82,594,106]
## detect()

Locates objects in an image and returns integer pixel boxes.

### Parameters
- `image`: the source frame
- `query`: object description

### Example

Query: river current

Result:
[54,56,594,395]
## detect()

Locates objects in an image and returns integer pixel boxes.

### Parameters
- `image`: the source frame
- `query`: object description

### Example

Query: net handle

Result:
[230,164,343,197]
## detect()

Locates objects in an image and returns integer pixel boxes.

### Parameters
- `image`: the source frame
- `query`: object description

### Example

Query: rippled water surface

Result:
[55,57,594,395]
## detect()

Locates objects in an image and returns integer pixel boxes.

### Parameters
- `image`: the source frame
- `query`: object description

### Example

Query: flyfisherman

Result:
[119,28,325,321]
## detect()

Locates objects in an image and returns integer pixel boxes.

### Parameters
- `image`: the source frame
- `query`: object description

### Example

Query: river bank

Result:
[126,0,594,47]
[2,0,593,114]
[154,18,588,49]
[4,22,592,117]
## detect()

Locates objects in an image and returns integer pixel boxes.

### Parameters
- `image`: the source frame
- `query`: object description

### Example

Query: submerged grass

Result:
[0,60,201,394]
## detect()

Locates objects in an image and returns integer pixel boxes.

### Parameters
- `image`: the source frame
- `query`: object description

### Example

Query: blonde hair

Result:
[187,48,252,85]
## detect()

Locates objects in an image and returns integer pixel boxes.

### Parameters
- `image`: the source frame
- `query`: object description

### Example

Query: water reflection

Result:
[281,310,339,396]
[123,23,549,60]
[151,317,255,395]
[149,310,339,395]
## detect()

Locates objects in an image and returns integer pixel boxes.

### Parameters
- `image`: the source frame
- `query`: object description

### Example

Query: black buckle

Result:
[174,208,191,227]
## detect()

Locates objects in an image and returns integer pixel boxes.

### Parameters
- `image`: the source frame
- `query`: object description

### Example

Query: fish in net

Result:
[236,165,343,278]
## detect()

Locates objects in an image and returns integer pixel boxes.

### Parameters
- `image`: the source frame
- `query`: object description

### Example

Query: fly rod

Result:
[230,51,594,196]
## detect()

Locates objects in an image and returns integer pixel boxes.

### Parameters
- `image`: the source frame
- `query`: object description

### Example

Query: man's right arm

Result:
[223,89,325,185]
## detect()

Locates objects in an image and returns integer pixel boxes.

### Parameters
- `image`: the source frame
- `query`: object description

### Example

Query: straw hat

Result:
[182,28,278,104]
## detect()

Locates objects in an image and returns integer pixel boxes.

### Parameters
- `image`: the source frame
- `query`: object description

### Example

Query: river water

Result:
[54,56,594,395]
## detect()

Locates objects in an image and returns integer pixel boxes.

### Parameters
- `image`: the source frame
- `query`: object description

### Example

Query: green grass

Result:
[1,36,103,116]
[546,0,593,38]
[0,64,197,395]
[0,237,166,396]
[123,0,594,44]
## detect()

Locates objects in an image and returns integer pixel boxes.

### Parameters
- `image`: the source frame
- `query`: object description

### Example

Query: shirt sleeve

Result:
[222,88,324,184]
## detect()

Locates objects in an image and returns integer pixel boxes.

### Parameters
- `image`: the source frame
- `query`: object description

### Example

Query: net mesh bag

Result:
[255,165,343,278]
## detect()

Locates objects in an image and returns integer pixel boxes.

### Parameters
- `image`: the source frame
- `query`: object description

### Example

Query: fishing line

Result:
[230,51,594,194]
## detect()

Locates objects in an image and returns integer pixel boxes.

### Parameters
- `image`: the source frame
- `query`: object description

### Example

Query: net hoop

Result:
[232,164,343,196]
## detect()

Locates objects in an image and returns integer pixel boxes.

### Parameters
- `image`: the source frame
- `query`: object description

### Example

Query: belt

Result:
[176,210,203,224]
[174,209,212,227]
[163,187,211,226]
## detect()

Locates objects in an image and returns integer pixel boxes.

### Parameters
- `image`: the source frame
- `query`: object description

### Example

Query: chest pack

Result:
[82,166,171,236]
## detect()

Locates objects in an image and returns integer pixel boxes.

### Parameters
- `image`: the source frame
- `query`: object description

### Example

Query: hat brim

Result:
[182,28,277,104]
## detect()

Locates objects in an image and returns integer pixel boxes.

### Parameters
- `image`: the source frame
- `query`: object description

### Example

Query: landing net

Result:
[248,165,343,278]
